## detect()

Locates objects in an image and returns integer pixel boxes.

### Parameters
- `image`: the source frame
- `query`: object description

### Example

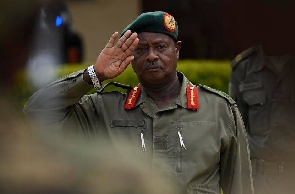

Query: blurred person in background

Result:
[0,1,181,193]
[0,0,41,95]
[27,0,84,89]
[229,1,295,193]
[24,11,254,193]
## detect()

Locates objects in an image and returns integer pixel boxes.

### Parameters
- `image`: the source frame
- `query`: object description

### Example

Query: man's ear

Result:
[176,41,182,59]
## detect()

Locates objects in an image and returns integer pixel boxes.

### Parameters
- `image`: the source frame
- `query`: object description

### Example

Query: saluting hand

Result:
[94,30,139,81]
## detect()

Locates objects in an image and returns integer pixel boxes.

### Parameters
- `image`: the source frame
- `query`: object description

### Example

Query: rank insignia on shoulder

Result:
[186,84,199,110]
[234,54,242,63]
[231,45,259,69]
[124,86,141,110]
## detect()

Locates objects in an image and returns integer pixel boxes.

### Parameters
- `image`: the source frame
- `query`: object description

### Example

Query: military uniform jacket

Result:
[230,45,295,162]
[24,71,253,194]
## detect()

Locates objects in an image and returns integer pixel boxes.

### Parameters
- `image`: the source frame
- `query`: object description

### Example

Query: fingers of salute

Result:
[106,30,139,60]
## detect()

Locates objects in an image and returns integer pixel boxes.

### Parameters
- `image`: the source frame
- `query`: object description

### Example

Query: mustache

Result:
[144,61,159,70]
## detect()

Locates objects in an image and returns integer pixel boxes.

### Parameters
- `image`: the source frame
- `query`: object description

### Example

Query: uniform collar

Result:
[124,72,198,111]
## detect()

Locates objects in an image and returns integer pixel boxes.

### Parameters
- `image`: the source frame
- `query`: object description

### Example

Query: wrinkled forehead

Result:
[137,32,175,43]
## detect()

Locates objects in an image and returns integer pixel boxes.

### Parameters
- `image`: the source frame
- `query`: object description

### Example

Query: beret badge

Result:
[163,13,176,32]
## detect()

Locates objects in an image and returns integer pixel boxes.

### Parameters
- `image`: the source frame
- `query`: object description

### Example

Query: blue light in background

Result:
[55,16,63,27]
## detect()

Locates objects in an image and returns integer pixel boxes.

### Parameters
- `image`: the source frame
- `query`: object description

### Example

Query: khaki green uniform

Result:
[24,71,253,194]
[229,45,295,194]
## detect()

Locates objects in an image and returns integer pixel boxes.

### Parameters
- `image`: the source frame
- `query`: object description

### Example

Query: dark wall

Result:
[221,0,295,56]
[142,0,295,59]
[141,0,234,60]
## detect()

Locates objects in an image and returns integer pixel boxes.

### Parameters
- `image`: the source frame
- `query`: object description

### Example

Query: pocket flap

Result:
[111,120,145,128]
[243,90,266,106]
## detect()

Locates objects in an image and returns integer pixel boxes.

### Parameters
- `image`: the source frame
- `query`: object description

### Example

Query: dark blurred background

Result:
[143,0,295,59]
[2,0,295,92]
[18,0,295,65]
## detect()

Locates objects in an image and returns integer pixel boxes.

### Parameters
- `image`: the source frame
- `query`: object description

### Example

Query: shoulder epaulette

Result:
[97,81,133,93]
[199,84,236,105]
[231,45,259,69]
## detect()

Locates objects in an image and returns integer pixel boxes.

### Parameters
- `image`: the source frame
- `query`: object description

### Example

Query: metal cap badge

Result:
[163,13,176,32]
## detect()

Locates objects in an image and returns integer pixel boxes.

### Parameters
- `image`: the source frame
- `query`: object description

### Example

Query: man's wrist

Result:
[83,69,92,84]
[86,65,102,90]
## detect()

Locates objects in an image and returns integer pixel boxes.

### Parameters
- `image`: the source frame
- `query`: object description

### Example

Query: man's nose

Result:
[147,47,159,61]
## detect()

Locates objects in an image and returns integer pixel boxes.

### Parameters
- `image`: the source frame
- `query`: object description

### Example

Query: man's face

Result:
[131,32,181,87]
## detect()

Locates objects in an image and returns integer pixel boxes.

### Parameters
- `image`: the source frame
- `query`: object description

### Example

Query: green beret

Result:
[120,11,178,41]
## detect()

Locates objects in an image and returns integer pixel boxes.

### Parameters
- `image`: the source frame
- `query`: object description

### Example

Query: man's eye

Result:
[136,47,144,51]
[135,47,146,52]
[157,44,167,49]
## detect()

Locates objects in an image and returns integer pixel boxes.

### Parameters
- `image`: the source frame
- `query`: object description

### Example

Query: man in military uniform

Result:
[229,43,295,193]
[24,11,253,193]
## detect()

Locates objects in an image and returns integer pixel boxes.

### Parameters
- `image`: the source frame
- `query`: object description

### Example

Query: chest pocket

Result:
[110,120,146,148]
[243,90,268,135]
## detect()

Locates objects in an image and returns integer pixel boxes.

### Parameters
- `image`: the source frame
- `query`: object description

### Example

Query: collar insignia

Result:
[186,84,199,110]
[124,86,141,110]
[124,84,199,110]
[163,13,176,32]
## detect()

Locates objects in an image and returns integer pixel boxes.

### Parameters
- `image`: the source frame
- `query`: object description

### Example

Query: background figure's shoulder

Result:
[198,84,236,106]
[231,45,260,70]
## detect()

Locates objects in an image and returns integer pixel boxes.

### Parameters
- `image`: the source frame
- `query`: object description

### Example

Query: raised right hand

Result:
[93,30,139,81]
